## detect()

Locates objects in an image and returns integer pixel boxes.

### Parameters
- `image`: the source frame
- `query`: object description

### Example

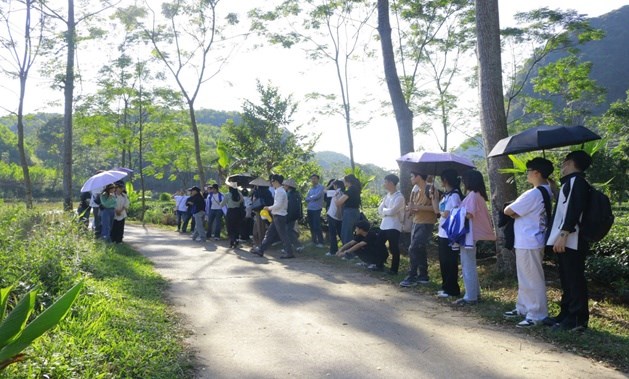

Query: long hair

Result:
[462,170,488,201]
[229,186,240,202]
[439,169,461,194]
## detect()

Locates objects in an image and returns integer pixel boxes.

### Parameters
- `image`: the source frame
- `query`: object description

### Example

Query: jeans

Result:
[287,219,302,249]
[341,207,360,244]
[207,209,223,238]
[92,206,102,237]
[438,237,460,296]
[307,209,324,244]
[381,229,400,273]
[100,208,115,242]
[177,210,191,231]
[408,223,433,280]
[460,245,481,301]
[192,211,206,241]
[259,214,293,255]
[327,216,342,253]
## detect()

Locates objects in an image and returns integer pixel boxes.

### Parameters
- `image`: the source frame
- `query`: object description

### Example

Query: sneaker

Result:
[366,264,377,269]
[296,246,304,253]
[325,252,335,256]
[250,248,264,257]
[279,254,295,259]
[516,319,537,328]
[368,265,384,272]
[417,277,430,284]
[453,298,477,306]
[214,237,220,241]
[315,243,324,248]
[342,255,354,261]
[400,277,419,287]
[436,291,450,298]
[356,262,368,267]
[542,316,560,327]
[503,309,521,319]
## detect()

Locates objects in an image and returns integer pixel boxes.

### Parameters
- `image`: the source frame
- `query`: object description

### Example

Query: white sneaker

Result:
[436,290,450,298]
[315,243,324,248]
[325,252,335,256]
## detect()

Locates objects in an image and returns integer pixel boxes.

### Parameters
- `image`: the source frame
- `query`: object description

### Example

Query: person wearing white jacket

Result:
[378,174,405,275]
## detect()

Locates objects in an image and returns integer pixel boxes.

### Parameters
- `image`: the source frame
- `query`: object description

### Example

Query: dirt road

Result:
[125,225,624,379]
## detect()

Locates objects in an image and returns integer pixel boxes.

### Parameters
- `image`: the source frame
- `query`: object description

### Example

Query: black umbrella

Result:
[396,151,475,175]
[488,125,601,158]
[226,173,254,187]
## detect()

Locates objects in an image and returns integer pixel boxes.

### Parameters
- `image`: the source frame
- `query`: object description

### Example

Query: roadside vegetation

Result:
[0,204,193,378]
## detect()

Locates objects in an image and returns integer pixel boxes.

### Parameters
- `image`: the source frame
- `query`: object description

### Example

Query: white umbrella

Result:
[80,170,128,192]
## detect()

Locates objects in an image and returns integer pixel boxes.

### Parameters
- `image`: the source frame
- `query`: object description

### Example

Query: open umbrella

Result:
[249,177,271,187]
[396,152,475,175]
[112,167,134,174]
[80,170,128,192]
[488,125,601,158]
[226,173,254,187]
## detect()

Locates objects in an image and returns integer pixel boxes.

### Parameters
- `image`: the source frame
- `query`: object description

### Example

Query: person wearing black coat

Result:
[187,186,207,242]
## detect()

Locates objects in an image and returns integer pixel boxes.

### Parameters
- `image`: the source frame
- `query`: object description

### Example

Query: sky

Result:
[2,0,628,171]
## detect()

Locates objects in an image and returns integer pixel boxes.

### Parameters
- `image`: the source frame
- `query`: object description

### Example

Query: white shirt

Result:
[327,189,343,221]
[206,192,224,211]
[438,191,462,238]
[547,177,580,250]
[268,186,288,216]
[509,185,551,249]
[114,193,130,221]
[174,195,189,212]
[378,191,405,231]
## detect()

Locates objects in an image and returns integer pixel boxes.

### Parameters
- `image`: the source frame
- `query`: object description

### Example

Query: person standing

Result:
[99,184,117,242]
[305,174,325,247]
[187,186,206,243]
[111,181,130,244]
[250,174,295,259]
[284,178,304,253]
[174,190,190,232]
[251,184,274,248]
[337,174,362,246]
[545,150,592,332]
[503,157,553,327]
[222,184,244,248]
[205,184,225,240]
[325,180,345,256]
[432,169,463,298]
[400,173,436,287]
[378,174,405,275]
[453,170,496,306]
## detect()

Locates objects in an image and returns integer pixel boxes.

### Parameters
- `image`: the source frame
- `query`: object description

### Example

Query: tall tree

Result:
[475,0,517,274]
[250,0,375,173]
[0,0,47,208]
[126,0,239,186]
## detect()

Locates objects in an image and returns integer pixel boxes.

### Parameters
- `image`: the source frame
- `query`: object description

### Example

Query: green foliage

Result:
[219,80,320,185]
[0,206,192,377]
[0,283,83,371]
[588,222,629,296]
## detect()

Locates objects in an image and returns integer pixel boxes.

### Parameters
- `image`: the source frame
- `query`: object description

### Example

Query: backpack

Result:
[580,184,615,242]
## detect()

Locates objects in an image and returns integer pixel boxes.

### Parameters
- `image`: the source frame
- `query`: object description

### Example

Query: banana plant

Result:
[0,282,83,370]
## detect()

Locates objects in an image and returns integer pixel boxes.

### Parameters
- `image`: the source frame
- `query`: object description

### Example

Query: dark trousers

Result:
[438,237,461,296]
[92,206,101,237]
[78,205,91,227]
[408,223,433,280]
[240,217,253,240]
[381,229,400,273]
[207,209,223,238]
[259,215,294,255]
[111,218,126,243]
[327,216,342,253]
[226,208,244,246]
[556,245,590,328]
[307,209,324,244]
[177,210,191,232]
[356,246,388,267]
[287,219,302,249]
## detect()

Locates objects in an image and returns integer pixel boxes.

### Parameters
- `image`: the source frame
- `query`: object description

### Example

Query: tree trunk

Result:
[62,0,75,211]
[188,102,206,186]
[475,0,518,275]
[377,0,414,200]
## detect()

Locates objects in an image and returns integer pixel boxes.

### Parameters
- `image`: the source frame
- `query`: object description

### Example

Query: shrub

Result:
[158,192,172,202]
[588,220,629,296]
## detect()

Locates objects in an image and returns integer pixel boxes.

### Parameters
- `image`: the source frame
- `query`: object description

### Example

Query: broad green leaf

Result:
[0,287,12,321]
[0,282,83,362]
[0,291,36,347]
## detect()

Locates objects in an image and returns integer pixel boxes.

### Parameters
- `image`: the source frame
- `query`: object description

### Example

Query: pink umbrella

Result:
[396,152,475,175]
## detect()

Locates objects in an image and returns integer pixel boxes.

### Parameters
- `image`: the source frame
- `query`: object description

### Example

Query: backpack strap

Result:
[536,186,552,226]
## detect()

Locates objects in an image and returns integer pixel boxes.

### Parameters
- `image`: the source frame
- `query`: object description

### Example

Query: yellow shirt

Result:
[411,186,436,224]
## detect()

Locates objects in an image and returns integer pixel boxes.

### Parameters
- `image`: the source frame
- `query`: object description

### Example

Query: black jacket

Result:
[187,193,206,214]
[287,189,303,222]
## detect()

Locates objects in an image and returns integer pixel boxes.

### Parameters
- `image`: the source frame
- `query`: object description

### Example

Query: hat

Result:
[283,178,297,188]
[260,209,273,222]
[188,186,201,192]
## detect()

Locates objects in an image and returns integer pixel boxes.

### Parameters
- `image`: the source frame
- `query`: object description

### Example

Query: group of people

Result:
[77,180,130,243]
[169,149,593,333]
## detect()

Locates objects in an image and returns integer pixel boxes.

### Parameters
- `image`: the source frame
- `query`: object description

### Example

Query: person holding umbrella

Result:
[111,181,130,244]
[221,183,244,248]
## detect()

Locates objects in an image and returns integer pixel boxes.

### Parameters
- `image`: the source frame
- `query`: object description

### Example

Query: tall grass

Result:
[0,206,193,378]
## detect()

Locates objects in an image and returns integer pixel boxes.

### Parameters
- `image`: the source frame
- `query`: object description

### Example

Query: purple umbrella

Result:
[396,152,475,175]
[80,170,129,192]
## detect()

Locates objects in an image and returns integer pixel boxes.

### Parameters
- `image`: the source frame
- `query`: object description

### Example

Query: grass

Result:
[0,206,194,378]
[293,235,629,373]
